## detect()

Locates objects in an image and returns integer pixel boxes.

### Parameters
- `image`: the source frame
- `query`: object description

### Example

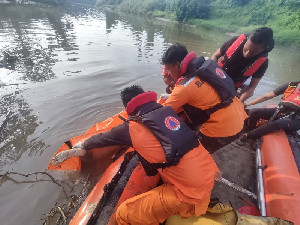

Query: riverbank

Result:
[97,0,300,47]
[153,10,300,47]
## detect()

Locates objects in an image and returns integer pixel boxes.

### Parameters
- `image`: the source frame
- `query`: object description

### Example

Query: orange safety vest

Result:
[218,34,268,88]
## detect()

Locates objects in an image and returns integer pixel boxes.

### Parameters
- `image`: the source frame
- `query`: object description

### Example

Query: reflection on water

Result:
[0,4,79,82]
[0,92,45,168]
[0,2,299,225]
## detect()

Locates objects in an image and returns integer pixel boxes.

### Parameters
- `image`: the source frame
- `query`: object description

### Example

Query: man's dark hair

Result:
[121,85,144,107]
[162,43,188,65]
[249,27,274,52]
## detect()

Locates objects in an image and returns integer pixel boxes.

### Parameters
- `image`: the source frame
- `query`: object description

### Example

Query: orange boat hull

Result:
[261,131,300,225]
[70,150,160,225]
[47,110,129,171]
[48,98,166,171]
[48,97,165,224]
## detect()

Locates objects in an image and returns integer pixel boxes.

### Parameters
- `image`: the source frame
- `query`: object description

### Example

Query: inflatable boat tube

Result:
[69,150,160,225]
[259,131,300,224]
[48,110,129,171]
[48,98,167,171]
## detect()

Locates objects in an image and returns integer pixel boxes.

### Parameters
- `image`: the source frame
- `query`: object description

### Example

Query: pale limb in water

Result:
[52,148,86,166]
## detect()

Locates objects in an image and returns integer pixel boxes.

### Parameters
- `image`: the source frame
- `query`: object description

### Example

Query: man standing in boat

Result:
[162,43,248,153]
[211,27,274,102]
[52,85,219,225]
[241,81,300,141]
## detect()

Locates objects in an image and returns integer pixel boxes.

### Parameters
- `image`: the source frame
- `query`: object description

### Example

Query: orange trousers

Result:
[116,183,210,225]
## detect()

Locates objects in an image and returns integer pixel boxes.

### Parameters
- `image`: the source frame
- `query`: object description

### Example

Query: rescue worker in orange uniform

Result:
[211,27,274,102]
[162,43,248,153]
[241,81,300,141]
[52,85,219,225]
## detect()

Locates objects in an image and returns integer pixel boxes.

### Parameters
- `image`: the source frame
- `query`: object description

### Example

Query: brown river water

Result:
[0,2,299,224]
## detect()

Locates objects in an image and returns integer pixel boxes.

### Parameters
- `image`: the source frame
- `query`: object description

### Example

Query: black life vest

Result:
[218,34,268,88]
[194,58,236,102]
[180,56,236,127]
[128,105,200,176]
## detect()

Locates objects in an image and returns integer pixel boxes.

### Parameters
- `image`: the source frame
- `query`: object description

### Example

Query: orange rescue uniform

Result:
[163,77,248,137]
[116,121,219,225]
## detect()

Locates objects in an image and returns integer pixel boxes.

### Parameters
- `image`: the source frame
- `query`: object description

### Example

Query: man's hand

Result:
[160,93,171,99]
[52,142,86,165]
[239,78,260,102]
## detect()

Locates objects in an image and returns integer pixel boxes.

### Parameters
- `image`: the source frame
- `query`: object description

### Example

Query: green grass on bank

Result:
[187,3,300,47]
[152,10,177,21]
[96,0,300,47]
[189,17,300,47]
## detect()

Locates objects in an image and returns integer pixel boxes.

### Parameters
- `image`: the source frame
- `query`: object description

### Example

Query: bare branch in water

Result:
[0,171,68,197]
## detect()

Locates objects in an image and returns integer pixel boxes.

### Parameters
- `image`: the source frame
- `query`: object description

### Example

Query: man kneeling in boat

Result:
[53,85,219,225]
[241,81,300,141]
[162,43,248,153]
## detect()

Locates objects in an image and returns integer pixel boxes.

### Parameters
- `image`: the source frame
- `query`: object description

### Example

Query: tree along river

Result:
[0,2,299,224]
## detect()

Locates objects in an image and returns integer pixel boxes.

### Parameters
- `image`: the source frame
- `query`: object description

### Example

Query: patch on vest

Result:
[216,68,226,78]
[164,116,180,131]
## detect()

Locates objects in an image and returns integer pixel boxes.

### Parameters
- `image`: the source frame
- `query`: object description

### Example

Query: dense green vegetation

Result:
[96,0,300,47]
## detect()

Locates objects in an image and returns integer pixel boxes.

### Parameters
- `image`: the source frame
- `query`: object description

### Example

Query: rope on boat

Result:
[218,177,257,200]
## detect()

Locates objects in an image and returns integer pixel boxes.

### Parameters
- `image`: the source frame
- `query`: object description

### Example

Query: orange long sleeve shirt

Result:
[129,122,219,205]
[163,76,248,137]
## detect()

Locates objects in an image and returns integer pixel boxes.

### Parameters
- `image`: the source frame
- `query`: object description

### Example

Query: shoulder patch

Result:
[216,68,226,78]
[164,116,181,131]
